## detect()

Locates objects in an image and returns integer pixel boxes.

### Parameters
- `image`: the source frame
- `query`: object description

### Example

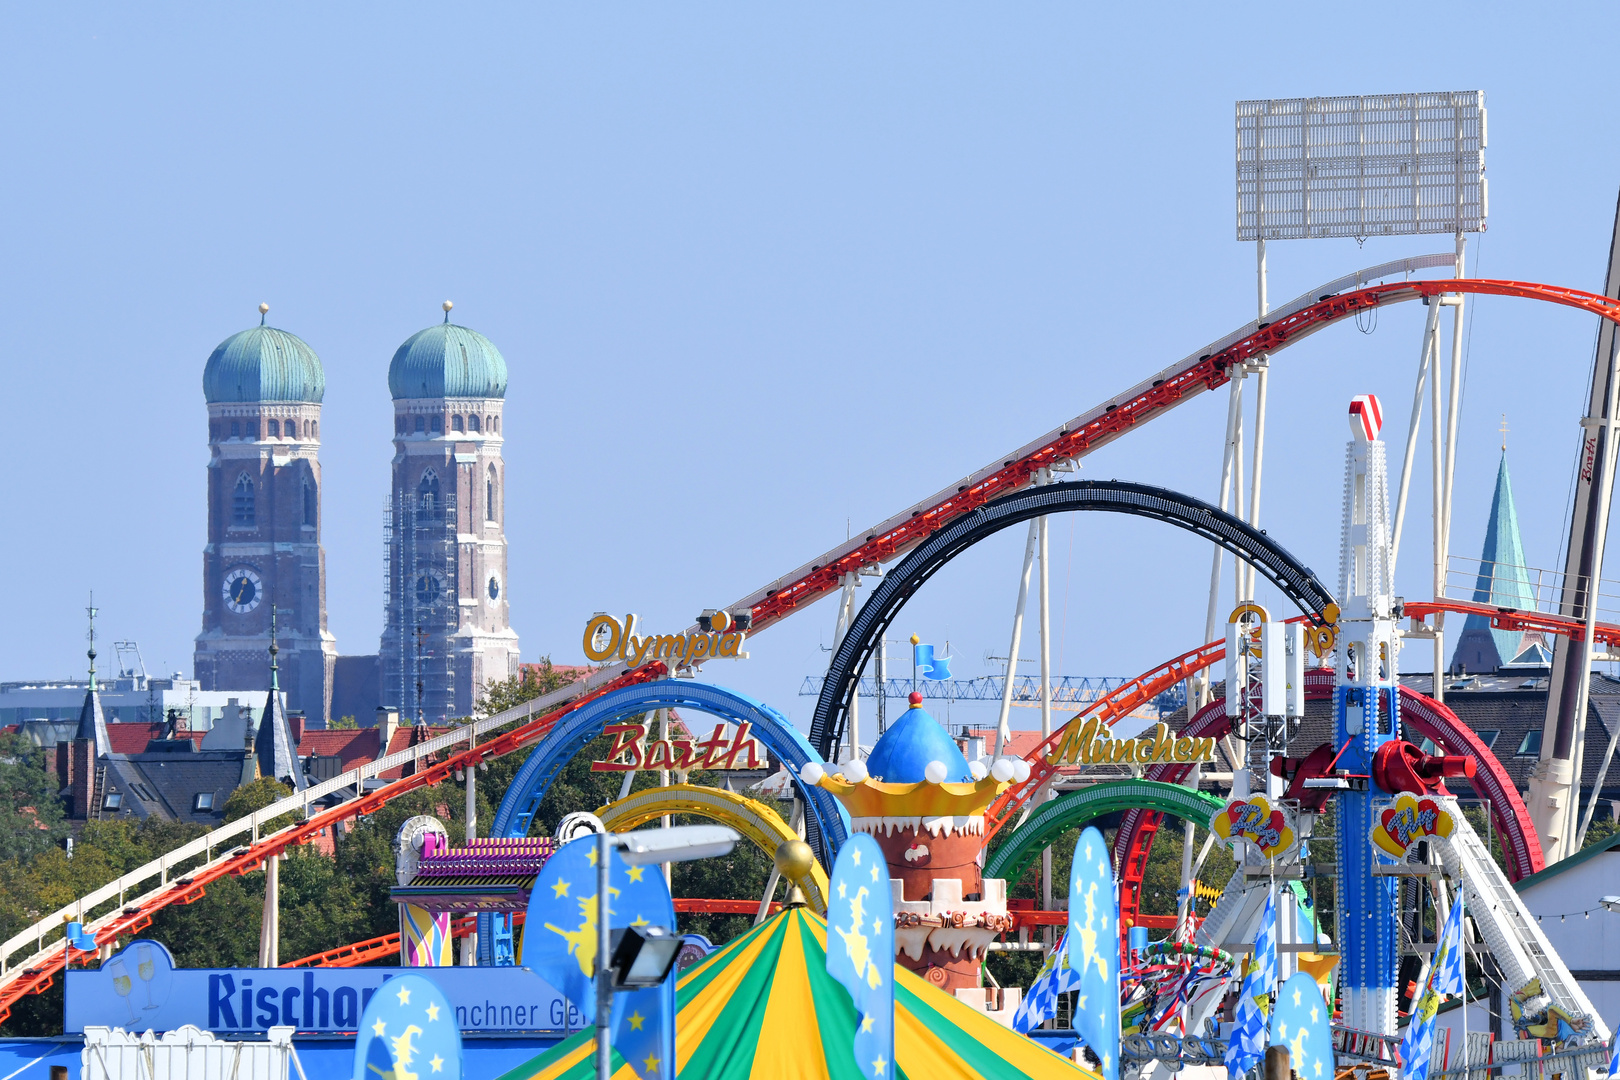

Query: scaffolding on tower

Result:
[383,489,459,723]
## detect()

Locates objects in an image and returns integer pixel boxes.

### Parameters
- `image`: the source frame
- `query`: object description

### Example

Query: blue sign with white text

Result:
[66,939,581,1035]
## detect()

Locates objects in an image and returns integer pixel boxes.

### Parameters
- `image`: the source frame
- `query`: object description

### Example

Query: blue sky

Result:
[3,4,1619,732]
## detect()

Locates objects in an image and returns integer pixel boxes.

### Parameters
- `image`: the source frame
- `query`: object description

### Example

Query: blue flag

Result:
[1399,895,1466,1080]
[1608,1031,1619,1079]
[1225,890,1278,1080]
[913,642,952,680]
[352,974,461,1080]
[1270,972,1332,1080]
[1012,930,1082,1034]
[1070,827,1121,1080]
[826,833,894,1080]
[520,834,677,1080]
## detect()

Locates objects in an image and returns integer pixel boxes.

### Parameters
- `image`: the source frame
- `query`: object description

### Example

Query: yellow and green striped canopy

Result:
[499,906,1097,1080]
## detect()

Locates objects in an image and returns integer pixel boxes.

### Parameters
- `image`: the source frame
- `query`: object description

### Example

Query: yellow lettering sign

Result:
[1046,717,1217,768]
[582,614,748,668]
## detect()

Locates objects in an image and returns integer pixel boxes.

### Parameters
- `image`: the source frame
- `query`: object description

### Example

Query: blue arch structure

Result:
[479,681,848,964]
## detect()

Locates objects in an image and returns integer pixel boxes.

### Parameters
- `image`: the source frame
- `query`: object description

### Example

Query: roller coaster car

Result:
[1371,740,1474,797]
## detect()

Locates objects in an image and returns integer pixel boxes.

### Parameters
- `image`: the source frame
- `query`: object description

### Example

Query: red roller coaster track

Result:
[7,271,1618,1024]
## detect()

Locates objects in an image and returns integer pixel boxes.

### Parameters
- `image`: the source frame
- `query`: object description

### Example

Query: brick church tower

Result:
[194,305,337,722]
[380,303,520,720]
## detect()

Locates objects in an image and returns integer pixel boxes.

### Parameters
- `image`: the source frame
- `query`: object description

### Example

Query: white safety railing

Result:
[1441,556,1620,628]
[81,1024,304,1080]
[0,667,620,983]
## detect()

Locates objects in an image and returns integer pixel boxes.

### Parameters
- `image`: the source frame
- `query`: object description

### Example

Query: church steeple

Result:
[252,608,306,790]
[75,597,110,758]
[1452,449,1540,673]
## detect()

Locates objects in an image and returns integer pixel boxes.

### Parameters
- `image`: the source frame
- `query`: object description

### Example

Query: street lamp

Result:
[595,824,739,1080]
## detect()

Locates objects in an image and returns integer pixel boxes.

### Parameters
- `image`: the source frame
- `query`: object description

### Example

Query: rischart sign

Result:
[66,940,579,1035]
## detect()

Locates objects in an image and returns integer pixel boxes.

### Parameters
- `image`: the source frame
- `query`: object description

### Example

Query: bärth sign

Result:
[1045,716,1218,767]
[591,720,768,772]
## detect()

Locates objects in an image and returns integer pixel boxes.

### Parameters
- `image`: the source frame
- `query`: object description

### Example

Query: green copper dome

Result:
[388,323,508,400]
[203,326,326,404]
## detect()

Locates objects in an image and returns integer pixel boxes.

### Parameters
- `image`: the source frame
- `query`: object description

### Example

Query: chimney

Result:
[376,707,399,758]
[288,711,306,746]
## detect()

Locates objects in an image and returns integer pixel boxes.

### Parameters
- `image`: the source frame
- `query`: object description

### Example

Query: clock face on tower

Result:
[223,567,263,614]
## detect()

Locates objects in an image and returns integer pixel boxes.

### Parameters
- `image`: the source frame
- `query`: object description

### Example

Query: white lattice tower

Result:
[1338,395,1393,620]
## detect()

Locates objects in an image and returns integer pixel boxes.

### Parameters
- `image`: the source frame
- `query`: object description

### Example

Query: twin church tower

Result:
[192,303,521,725]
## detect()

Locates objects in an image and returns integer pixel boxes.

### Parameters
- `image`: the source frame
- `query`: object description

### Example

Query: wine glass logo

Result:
[136,943,158,1010]
[107,959,137,1025]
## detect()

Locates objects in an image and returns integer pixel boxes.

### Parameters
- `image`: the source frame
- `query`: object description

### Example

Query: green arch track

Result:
[985,779,1224,884]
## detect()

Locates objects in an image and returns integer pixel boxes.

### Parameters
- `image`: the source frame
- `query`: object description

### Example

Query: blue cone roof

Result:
[864,701,973,783]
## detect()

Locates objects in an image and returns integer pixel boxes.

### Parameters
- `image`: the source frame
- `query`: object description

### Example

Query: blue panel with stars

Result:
[1269,972,1331,1080]
[826,832,895,1080]
[520,834,677,1080]
[1069,826,1120,1080]
[351,974,461,1080]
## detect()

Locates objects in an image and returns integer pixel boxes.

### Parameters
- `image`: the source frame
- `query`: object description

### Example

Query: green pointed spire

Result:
[1453,451,1537,671]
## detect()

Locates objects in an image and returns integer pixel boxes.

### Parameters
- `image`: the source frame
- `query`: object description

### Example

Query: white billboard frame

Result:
[1236,92,1486,242]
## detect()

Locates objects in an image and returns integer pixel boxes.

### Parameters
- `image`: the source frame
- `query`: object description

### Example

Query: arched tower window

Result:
[268,419,280,438]
[232,474,255,526]
[414,416,425,433]
[418,469,440,516]
[486,465,497,521]
[452,415,464,433]
[431,415,443,433]
[468,414,481,433]
[303,481,315,527]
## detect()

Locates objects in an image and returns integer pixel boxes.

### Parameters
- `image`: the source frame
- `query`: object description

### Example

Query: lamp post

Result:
[594,824,739,1080]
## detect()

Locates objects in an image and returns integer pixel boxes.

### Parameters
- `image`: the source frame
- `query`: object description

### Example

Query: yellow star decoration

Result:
[861,1015,874,1033]
[551,878,571,899]
[425,1002,440,1022]
[838,881,847,899]
[632,915,650,928]
[872,1055,887,1075]
[1314,1061,1323,1077]
[372,1018,387,1037]
[396,985,412,1006]
[627,865,645,883]
[1293,986,1302,1007]
[870,863,880,882]
[1310,1005,1319,1024]
[586,846,598,866]
[1278,1022,1288,1040]
[628,1011,645,1031]
[430,1054,444,1073]
[852,848,862,866]
[643,1054,660,1073]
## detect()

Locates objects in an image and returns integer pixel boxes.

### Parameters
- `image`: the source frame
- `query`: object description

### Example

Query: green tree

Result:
[0,732,69,862]
[329,715,359,730]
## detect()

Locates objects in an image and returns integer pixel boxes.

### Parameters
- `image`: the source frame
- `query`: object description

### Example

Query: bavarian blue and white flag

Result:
[1070,827,1121,1080]
[520,835,677,1079]
[1399,895,1466,1080]
[353,974,462,1080]
[1012,930,1082,1034]
[913,642,952,680]
[1225,889,1278,1080]
[826,833,895,1080]
[1607,1030,1619,1078]
[1270,972,1332,1080]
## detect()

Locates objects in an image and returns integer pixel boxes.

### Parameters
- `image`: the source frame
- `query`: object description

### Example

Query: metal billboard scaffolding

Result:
[1236,92,1487,242]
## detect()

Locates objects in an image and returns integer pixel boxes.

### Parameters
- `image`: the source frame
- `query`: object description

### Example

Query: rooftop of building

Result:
[388,320,507,401]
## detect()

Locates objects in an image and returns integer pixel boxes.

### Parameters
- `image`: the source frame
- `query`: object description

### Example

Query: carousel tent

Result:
[500,905,1094,1079]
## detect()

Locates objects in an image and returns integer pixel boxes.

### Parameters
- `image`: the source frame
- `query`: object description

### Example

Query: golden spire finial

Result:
[1500,413,1509,452]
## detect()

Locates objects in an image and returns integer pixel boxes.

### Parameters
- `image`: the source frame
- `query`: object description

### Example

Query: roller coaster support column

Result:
[462,726,479,965]
[1335,398,1401,1035]
[1247,236,1270,603]
[1390,299,1443,577]
[1199,345,1248,709]
[994,477,1044,754]
[1037,471,1053,935]
[259,853,280,968]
